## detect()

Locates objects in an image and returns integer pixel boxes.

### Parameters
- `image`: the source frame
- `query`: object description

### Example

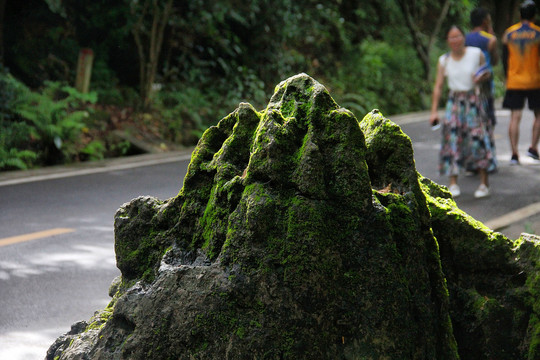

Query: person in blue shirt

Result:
[466,8,499,69]
[466,7,499,172]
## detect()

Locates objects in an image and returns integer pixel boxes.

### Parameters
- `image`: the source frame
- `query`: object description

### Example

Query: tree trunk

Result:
[489,0,520,36]
[396,0,450,83]
[131,0,173,109]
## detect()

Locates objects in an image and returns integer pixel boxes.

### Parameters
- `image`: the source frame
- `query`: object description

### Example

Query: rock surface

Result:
[47,74,540,360]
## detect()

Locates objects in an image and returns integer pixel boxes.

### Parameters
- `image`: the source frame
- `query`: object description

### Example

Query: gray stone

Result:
[46,74,540,360]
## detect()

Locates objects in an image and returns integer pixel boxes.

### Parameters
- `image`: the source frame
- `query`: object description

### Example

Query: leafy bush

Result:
[155,87,228,145]
[15,81,97,164]
[0,69,38,170]
[0,71,101,170]
[331,37,427,117]
[0,148,37,170]
[81,140,106,161]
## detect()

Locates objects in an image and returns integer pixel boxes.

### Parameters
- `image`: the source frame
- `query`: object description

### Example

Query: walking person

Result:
[502,0,540,164]
[466,7,499,172]
[429,25,495,198]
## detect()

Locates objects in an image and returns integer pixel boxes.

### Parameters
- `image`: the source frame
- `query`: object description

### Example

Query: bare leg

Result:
[479,169,488,187]
[532,109,540,151]
[474,169,490,198]
[509,109,523,156]
[448,175,460,197]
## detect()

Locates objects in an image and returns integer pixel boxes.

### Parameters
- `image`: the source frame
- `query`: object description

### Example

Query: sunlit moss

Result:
[50,74,540,360]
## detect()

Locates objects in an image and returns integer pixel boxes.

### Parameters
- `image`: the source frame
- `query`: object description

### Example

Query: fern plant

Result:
[0,147,37,170]
[14,81,96,151]
[0,72,98,169]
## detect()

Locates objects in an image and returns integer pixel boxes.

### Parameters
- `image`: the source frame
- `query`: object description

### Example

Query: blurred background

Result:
[0,0,525,171]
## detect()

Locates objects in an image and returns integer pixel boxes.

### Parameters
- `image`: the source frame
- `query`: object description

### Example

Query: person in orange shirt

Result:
[502,0,540,164]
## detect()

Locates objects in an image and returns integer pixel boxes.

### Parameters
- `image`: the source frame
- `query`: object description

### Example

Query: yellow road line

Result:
[0,228,76,247]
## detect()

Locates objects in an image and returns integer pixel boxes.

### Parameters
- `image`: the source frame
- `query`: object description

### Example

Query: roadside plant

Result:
[14,80,97,164]
[0,70,38,170]
[155,86,242,145]
[0,71,99,169]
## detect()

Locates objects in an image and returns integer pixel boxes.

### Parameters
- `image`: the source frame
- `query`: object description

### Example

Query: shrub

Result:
[331,38,427,117]
[154,83,255,146]
[0,71,100,170]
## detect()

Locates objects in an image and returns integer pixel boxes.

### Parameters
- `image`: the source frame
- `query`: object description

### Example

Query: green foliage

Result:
[0,71,100,170]
[3,1,79,87]
[89,59,136,106]
[12,81,97,163]
[154,88,209,142]
[0,70,38,170]
[81,140,106,161]
[158,0,436,122]
[3,0,480,168]
[332,37,427,116]
[154,80,263,145]
[0,148,38,171]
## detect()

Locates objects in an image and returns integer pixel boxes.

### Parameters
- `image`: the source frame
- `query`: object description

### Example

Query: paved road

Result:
[0,153,191,359]
[395,107,540,239]
[0,106,539,360]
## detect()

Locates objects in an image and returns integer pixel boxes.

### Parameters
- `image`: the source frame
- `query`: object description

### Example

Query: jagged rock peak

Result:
[46,74,540,360]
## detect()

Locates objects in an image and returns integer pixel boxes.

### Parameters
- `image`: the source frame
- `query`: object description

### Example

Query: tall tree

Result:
[396,0,452,82]
[129,0,173,109]
[487,0,520,35]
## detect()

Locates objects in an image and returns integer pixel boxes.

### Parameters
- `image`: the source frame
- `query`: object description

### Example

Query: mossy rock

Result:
[47,74,540,360]
[421,176,540,359]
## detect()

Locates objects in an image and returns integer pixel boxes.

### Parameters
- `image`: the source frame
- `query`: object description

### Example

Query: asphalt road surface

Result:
[0,154,191,359]
[397,107,540,238]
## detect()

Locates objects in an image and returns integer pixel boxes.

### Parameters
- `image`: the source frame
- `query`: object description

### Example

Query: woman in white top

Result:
[430,25,495,199]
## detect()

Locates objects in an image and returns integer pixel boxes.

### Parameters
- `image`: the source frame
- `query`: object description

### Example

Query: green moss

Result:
[85,305,114,332]
[116,228,169,282]
[419,174,538,359]
[528,315,540,359]
[264,195,341,285]
[74,74,535,359]
[512,235,540,359]
[213,77,459,358]
[190,303,261,352]
[174,103,260,261]
[280,97,297,119]
[113,197,175,282]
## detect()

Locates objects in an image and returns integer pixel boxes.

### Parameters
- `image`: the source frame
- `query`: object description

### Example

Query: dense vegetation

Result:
[0,0,518,170]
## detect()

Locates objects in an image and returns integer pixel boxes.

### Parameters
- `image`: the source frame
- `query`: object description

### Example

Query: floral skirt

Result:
[439,90,496,176]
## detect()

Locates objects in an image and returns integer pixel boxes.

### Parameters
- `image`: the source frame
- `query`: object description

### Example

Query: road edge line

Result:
[485,202,540,232]
[0,153,193,187]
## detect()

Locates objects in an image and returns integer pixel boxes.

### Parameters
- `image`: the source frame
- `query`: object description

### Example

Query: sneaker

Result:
[527,147,539,160]
[449,184,461,198]
[510,154,520,165]
[474,184,490,198]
